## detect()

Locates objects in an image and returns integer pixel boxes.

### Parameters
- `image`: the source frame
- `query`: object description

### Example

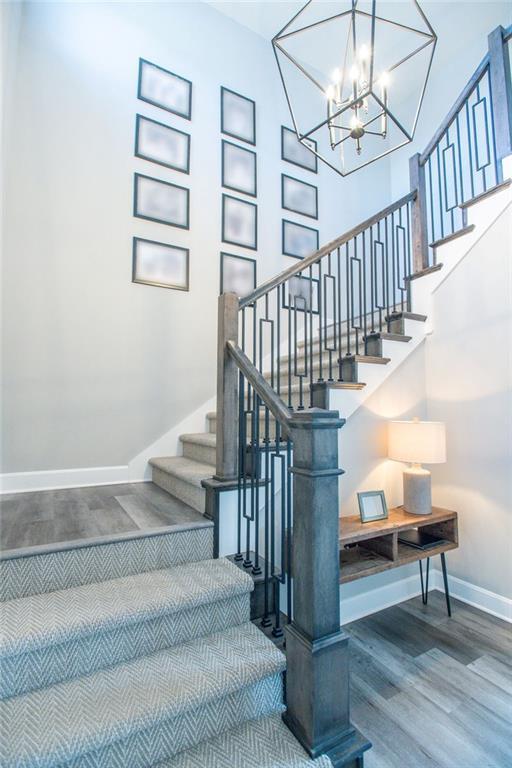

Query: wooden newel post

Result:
[283,409,370,767]
[409,152,429,273]
[488,26,512,180]
[215,292,239,482]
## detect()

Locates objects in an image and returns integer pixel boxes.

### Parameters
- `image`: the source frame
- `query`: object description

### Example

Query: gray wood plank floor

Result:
[346,591,512,768]
[0,482,204,552]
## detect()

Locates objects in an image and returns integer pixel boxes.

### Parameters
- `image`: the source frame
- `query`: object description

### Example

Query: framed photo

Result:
[135,115,190,174]
[281,126,318,173]
[220,252,256,298]
[138,58,192,120]
[134,173,189,229]
[282,174,318,219]
[222,140,257,198]
[357,491,389,523]
[132,237,189,291]
[221,87,256,146]
[222,194,257,251]
[282,219,319,260]
[282,275,319,314]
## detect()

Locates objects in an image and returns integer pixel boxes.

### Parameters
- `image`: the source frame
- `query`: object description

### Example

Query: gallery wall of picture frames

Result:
[280,125,321,312]
[133,58,193,291]
[220,86,258,298]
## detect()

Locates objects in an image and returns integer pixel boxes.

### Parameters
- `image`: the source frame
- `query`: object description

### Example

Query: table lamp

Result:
[388,418,446,515]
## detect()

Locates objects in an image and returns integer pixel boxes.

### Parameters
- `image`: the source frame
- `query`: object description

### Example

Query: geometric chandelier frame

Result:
[272,0,437,176]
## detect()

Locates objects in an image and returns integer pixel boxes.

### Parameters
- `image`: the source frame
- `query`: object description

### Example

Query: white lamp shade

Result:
[388,420,446,464]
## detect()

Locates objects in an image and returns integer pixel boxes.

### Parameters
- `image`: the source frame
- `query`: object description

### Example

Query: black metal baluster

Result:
[436,143,445,240]
[309,264,314,404]
[487,67,500,186]
[317,259,324,382]
[337,247,343,380]
[384,216,390,325]
[427,155,436,254]
[261,403,272,628]
[465,100,476,200]
[455,112,465,210]
[345,242,351,353]
[370,226,375,332]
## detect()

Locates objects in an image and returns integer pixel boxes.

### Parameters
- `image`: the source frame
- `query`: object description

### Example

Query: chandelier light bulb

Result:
[379,71,391,88]
[325,85,335,101]
[331,67,342,84]
[358,44,370,61]
[350,64,359,82]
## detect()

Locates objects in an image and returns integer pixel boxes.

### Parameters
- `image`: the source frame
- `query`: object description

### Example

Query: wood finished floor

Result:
[0,482,204,552]
[346,591,512,768]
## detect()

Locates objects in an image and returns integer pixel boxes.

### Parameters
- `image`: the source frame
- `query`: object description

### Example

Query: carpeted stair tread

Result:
[149,456,215,486]
[156,712,333,767]
[0,558,253,658]
[180,433,216,447]
[0,622,285,768]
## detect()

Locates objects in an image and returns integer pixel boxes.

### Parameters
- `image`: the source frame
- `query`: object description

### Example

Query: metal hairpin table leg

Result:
[440,552,452,617]
[419,557,430,605]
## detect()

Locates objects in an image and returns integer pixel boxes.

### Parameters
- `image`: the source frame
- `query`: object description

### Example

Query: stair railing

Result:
[214,22,512,765]
[410,24,512,266]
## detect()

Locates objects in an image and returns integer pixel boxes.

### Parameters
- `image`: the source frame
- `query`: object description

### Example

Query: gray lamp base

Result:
[403,465,432,516]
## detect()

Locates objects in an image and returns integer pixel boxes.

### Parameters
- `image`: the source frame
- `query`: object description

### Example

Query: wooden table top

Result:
[339,506,457,546]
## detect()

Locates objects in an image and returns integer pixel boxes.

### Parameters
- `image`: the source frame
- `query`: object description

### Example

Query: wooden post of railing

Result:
[409,153,429,273]
[488,26,512,181]
[283,408,370,767]
[215,292,239,482]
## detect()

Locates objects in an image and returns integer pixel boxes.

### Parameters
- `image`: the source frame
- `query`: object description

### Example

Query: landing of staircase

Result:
[0,482,206,556]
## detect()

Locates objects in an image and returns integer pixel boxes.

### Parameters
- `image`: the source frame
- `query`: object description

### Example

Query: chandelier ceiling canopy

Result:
[272,1,437,176]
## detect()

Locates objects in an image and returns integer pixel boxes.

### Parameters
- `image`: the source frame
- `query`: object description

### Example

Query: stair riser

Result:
[4,675,283,768]
[152,467,206,514]
[182,441,216,466]
[1,594,249,699]
[0,527,213,601]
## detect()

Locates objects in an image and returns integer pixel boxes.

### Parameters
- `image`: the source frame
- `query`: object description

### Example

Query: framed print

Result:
[282,275,319,314]
[282,219,319,260]
[138,58,192,120]
[134,173,189,229]
[221,87,256,145]
[222,194,257,251]
[135,115,190,174]
[132,237,189,291]
[220,252,256,298]
[222,140,257,197]
[357,491,389,523]
[281,126,318,173]
[282,174,318,219]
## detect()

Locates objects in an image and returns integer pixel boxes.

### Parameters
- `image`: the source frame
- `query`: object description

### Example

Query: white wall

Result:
[1,0,391,475]
[425,205,512,600]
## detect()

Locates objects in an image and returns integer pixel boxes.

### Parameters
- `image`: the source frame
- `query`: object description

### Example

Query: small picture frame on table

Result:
[357,491,389,523]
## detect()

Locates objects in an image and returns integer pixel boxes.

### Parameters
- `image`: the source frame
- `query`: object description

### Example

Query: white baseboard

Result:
[443,570,512,623]
[0,465,147,494]
[340,568,511,625]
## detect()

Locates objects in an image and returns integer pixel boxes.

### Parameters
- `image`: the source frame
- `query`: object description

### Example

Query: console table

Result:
[339,506,458,615]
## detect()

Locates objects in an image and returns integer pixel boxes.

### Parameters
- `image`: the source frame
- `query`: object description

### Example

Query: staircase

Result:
[148,180,512,516]
[0,524,332,767]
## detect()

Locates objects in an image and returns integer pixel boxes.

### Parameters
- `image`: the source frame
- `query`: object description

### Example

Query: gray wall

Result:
[1,0,392,473]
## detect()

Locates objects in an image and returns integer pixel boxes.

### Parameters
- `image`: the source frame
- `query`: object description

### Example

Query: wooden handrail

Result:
[225,340,292,436]
[239,190,417,309]
[419,53,489,164]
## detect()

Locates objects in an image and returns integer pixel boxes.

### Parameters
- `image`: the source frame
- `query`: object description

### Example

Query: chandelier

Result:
[272,1,437,176]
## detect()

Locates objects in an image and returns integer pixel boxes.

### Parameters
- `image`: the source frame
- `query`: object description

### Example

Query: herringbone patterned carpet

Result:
[0,528,332,767]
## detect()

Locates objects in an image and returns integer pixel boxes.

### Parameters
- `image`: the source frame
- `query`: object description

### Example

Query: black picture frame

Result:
[221,140,257,198]
[132,237,189,291]
[222,194,258,251]
[135,114,191,174]
[220,251,257,297]
[133,173,190,229]
[282,219,319,259]
[220,86,256,146]
[137,58,192,120]
[281,174,318,220]
[281,274,319,314]
[357,491,389,523]
[281,126,318,173]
